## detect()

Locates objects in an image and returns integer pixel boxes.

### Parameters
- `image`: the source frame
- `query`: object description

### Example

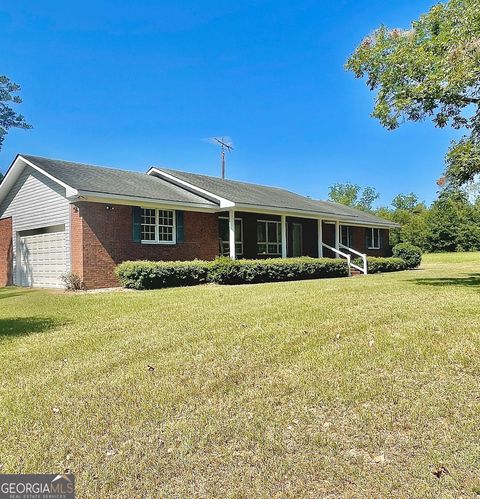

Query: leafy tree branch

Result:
[0,75,32,151]
[346,0,480,186]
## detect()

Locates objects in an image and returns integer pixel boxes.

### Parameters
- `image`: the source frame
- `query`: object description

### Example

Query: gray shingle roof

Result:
[317,200,400,227]
[156,167,399,227]
[156,168,342,216]
[20,155,218,207]
[19,154,398,227]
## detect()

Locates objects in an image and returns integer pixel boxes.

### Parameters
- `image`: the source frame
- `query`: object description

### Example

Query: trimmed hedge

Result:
[353,256,407,274]
[116,257,349,289]
[115,260,212,290]
[209,257,349,285]
[116,255,411,290]
[392,243,422,269]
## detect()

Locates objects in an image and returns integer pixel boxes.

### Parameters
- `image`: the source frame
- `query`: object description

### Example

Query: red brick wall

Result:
[322,222,336,258]
[286,216,318,257]
[322,223,391,258]
[217,214,392,259]
[350,226,391,257]
[230,212,282,258]
[69,202,392,289]
[70,206,84,278]
[71,202,219,289]
[219,212,321,258]
[0,217,13,287]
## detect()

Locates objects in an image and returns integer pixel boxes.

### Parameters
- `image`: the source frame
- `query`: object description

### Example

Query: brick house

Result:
[0,154,399,289]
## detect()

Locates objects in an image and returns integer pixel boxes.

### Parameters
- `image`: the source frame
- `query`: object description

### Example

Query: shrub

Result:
[353,256,407,274]
[61,272,84,291]
[392,243,422,268]
[115,257,349,289]
[209,257,349,285]
[115,260,213,290]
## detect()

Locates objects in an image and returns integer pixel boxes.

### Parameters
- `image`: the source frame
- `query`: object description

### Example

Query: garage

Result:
[18,225,68,288]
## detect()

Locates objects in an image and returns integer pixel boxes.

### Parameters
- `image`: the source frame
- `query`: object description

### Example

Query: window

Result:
[219,217,243,256]
[141,209,175,244]
[367,228,381,249]
[257,220,281,255]
[340,225,352,247]
[18,224,65,237]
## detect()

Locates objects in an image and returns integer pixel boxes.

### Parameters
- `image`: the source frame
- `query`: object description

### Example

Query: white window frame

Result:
[340,225,352,248]
[367,227,381,250]
[219,217,243,256]
[257,219,281,255]
[141,208,176,244]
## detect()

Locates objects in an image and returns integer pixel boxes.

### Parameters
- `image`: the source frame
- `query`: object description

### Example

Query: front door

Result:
[292,223,302,257]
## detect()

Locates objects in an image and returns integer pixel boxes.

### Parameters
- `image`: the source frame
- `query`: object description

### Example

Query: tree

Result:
[425,189,480,252]
[376,193,429,248]
[328,182,379,212]
[391,193,423,212]
[328,180,480,253]
[358,186,379,212]
[399,207,429,250]
[0,75,32,151]
[346,0,480,186]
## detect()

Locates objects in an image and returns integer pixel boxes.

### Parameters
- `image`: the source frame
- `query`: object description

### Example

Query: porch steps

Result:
[350,269,364,277]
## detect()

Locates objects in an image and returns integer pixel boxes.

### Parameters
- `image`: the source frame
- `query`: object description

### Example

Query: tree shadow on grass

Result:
[0,292,29,300]
[0,289,32,300]
[0,317,60,341]
[409,273,480,288]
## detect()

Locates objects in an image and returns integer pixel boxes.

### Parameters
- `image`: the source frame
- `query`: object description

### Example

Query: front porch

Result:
[218,210,391,271]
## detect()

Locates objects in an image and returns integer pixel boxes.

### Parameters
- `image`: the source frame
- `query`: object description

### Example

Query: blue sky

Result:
[1,0,456,206]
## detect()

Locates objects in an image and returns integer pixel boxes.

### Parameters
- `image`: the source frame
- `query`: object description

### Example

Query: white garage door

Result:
[19,229,68,288]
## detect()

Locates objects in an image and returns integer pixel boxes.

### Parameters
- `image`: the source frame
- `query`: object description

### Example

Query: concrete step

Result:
[350,269,363,276]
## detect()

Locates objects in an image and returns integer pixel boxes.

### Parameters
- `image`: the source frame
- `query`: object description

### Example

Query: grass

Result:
[1,252,480,497]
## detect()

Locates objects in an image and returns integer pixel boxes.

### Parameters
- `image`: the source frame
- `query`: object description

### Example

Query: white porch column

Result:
[281,215,287,258]
[229,209,236,259]
[334,220,340,258]
[317,219,323,258]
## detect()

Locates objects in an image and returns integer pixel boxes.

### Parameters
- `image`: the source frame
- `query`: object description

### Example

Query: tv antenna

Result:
[206,136,234,179]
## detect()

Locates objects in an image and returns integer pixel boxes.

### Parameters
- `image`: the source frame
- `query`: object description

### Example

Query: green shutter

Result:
[176,210,184,243]
[132,206,142,242]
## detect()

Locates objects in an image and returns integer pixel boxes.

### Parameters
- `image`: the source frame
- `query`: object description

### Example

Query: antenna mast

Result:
[207,137,234,179]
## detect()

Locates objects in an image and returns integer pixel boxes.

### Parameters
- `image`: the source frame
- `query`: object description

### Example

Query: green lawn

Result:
[1,253,480,497]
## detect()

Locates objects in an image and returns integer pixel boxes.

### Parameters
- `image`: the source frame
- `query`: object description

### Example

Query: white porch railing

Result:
[322,242,368,276]
[339,243,368,275]
[321,242,352,277]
